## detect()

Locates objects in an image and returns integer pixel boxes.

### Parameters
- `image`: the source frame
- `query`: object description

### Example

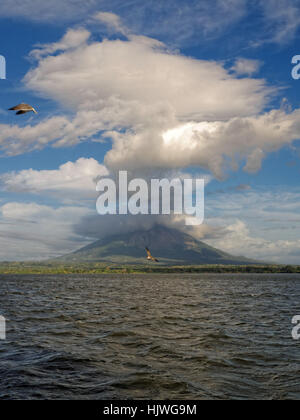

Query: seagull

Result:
[8,103,38,115]
[145,247,159,262]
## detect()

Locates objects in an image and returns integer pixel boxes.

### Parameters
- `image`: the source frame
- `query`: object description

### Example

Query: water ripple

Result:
[0,273,300,400]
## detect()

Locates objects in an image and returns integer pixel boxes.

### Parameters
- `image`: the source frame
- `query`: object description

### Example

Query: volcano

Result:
[60,225,254,265]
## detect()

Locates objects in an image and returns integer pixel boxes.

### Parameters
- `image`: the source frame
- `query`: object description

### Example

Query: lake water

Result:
[0,273,299,400]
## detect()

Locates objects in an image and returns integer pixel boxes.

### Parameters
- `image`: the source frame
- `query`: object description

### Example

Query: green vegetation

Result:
[0,261,299,275]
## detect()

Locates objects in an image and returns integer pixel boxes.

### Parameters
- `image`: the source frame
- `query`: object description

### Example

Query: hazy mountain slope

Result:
[59,225,255,265]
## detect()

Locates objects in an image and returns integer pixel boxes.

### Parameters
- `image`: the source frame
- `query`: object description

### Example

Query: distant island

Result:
[0,225,298,275]
[56,225,259,265]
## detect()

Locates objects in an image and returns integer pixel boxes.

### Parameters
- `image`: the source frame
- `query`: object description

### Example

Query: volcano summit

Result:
[60,225,253,265]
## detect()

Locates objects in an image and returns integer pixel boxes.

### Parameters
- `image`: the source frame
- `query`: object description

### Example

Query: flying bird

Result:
[145,247,159,262]
[8,103,38,115]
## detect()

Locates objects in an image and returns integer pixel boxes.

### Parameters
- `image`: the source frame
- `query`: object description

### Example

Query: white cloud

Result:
[0,0,97,22]
[105,109,300,178]
[72,186,300,264]
[97,0,247,46]
[0,158,108,202]
[0,1,298,46]
[0,202,92,260]
[74,212,214,243]
[93,11,128,35]
[30,28,91,60]
[231,58,262,76]
[2,184,300,263]
[0,0,247,46]
[0,25,299,179]
[24,31,270,119]
[244,148,265,173]
[1,8,299,262]
[0,114,106,155]
[204,188,300,264]
[207,219,300,264]
[260,0,300,44]
[0,27,282,179]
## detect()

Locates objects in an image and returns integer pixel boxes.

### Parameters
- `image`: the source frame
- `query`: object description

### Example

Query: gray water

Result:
[0,273,299,400]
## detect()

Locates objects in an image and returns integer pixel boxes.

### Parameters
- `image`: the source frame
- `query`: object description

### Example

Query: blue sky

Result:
[0,0,300,263]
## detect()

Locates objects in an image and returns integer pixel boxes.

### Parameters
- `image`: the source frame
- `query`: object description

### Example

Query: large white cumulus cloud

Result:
[2,24,299,179]
[24,31,270,119]
[105,109,300,178]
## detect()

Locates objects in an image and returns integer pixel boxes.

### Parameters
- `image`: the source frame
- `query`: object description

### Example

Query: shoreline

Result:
[0,262,299,275]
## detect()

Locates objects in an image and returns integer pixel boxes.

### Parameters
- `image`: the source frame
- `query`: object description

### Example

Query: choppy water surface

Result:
[0,273,300,400]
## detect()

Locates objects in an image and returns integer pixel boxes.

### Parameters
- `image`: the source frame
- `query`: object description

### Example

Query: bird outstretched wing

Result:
[145,247,159,262]
[8,103,37,114]
[9,103,31,111]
